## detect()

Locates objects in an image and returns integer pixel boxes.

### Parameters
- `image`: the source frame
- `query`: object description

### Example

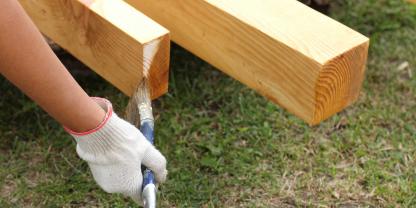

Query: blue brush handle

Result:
[140,121,156,190]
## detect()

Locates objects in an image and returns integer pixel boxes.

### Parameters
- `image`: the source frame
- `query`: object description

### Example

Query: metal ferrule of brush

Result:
[138,102,154,127]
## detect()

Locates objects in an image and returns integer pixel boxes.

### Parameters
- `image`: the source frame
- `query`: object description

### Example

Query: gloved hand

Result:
[65,97,167,202]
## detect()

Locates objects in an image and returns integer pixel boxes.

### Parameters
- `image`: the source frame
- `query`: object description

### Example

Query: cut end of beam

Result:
[144,35,170,100]
[143,38,162,78]
[312,40,369,125]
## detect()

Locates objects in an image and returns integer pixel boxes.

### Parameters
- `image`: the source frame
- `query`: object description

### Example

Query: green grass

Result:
[1,0,415,207]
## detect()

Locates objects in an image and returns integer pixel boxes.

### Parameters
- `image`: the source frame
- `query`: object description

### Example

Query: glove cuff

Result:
[64,97,113,136]
[65,97,148,156]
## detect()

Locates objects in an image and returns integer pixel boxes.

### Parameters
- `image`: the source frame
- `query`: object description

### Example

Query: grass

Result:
[1,0,415,207]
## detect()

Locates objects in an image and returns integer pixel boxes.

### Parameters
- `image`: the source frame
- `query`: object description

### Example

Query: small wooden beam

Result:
[19,0,170,99]
[127,0,369,125]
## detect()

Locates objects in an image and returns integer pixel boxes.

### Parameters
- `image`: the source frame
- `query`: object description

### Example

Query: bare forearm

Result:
[0,0,105,132]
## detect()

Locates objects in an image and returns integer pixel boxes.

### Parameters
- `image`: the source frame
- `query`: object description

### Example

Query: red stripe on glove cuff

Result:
[63,97,113,136]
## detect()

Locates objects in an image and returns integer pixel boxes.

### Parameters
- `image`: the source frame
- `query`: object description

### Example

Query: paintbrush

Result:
[127,77,157,208]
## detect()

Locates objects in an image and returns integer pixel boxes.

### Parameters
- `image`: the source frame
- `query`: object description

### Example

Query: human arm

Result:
[0,0,167,202]
[0,0,105,132]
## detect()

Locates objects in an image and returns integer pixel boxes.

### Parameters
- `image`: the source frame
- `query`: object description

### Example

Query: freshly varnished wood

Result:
[127,0,369,124]
[19,0,170,99]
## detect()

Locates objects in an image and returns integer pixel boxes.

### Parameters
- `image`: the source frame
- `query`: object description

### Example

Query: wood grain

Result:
[19,0,170,99]
[127,0,369,124]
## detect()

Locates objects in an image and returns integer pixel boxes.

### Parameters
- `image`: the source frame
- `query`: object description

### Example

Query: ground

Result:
[0,0,415,207]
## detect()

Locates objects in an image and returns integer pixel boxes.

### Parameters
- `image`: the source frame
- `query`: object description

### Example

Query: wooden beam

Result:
[19,0,170,99]
[127,0,369,125]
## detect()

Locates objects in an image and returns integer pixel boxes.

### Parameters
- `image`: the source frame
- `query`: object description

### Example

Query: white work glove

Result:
[65,97,167,202]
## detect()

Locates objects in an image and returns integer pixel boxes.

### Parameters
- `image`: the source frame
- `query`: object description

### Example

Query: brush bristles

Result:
[125,78,152,127]
[136,78,153,124]
[135,78,151,107]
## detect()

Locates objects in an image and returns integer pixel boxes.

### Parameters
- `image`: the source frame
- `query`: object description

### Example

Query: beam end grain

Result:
[19,0,170,99]
[312,40,369,125]
[144,35,170,99]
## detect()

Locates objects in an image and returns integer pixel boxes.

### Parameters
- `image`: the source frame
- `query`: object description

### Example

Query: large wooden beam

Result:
[127,0,369,125]
[19,0,170,99]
